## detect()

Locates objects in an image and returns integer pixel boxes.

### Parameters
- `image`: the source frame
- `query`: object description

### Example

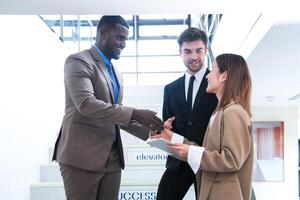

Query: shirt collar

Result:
[94,45,111,66]
[185,65,207,83]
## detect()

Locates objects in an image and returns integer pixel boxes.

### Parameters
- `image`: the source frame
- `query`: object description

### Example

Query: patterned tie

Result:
[187,75,195,112]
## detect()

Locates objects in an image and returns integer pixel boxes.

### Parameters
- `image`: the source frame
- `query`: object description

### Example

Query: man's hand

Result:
[131,109,164,132]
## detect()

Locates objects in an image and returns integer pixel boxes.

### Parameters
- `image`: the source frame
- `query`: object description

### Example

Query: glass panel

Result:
[80,26,93,38]
[138,40,179,56]
[91,26,97,39]
[138,56,185,72]
[63,26,76,38]
[64,41,79,53]
[86,15,102,20]
[112,57,136,73]
[121,15,133,21]
[51,26,61,37]
[138,72,183,86]
[121,40,136,56]
[80,41,93,50]
[139,25,186,37]
[63,15,79,20]
[139,15,187,20]
[122,74,137,86]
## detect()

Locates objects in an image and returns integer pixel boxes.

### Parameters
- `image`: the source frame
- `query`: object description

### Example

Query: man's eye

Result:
[117,36,125,41]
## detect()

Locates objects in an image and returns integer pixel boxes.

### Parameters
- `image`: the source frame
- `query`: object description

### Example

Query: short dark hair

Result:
[96,15,129,33]
[177,27,208,48]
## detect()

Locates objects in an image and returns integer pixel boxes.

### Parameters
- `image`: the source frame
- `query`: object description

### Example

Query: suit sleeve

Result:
[64,55,133,126]
[162,86,174,121]
[200,108,252,172]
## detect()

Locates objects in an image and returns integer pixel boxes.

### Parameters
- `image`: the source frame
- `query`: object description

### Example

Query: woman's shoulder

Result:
[223,103,250,121]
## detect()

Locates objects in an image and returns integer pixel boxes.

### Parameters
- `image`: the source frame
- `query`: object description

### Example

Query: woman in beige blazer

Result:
[153,53,253,200]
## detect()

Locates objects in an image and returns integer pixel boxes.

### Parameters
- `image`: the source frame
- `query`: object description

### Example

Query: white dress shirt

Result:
[184,66,207,109]
[171,113,217,174]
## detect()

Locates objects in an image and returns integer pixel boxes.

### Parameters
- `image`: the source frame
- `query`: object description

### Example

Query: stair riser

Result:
[41,165,166,182]
[31,185,194,200]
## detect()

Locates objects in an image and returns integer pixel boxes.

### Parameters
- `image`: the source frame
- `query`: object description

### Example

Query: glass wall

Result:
[40,14,221,86]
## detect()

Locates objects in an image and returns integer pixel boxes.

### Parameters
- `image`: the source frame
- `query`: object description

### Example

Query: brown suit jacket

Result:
[185,103,253,200]
[52,46,149,172]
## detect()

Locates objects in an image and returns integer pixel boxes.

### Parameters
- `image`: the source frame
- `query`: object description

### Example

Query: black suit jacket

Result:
[163,69,218,173]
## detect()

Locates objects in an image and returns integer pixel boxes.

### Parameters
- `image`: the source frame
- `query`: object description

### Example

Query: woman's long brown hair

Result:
[216,53,252,117]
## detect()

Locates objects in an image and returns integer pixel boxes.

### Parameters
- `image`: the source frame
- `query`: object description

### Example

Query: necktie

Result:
[187,75,195,112]
[106,62,119,143]
[106,62,119,104]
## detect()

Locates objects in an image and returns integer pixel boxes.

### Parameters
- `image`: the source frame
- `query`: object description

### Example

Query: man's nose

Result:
[190,51,198,59]
[120,41,126,49]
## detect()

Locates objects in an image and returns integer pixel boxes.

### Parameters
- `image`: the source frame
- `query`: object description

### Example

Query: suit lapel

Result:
[192,69,210,113]
[177,75,190,117]
[90,46,115,103]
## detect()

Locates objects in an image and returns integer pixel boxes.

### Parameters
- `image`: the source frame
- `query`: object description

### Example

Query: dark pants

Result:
[157,162,197,200]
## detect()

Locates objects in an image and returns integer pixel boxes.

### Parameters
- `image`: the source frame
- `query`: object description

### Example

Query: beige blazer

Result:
[53,46,149,172]
[185,103,253,200]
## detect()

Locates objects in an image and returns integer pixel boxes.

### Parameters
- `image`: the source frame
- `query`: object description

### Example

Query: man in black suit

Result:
[156,27,218,200]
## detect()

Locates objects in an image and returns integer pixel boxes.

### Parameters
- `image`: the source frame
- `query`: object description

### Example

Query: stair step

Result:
[49,142,168,164]
[40,162,166,182]
[31,181,195,200]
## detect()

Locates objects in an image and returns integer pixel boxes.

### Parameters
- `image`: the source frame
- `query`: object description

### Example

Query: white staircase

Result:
[30,86,195,200]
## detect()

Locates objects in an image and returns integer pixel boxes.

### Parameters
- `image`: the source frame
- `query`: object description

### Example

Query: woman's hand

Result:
[168,143,190,162]
[150,116,175,140]
[150,116,175,136]
[150,128,173,141]
[164,116,175,130]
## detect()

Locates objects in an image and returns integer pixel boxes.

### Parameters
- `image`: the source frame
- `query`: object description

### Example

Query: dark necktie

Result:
[187,75,195,112]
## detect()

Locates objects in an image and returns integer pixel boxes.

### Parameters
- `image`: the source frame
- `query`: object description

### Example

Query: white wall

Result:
[0,16,69,200]
[252,106,299,200]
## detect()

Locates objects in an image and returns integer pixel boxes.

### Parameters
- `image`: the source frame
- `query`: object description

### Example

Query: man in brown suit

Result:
[52,16,163,200]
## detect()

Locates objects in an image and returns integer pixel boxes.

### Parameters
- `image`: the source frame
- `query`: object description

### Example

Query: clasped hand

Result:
[150,117,189,161]
[131,109,164,132]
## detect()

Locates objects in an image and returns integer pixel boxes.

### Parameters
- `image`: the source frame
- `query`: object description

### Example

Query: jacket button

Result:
[188,122,192,126]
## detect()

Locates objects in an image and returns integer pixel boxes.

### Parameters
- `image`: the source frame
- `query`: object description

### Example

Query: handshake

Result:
[131,108,164,133]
